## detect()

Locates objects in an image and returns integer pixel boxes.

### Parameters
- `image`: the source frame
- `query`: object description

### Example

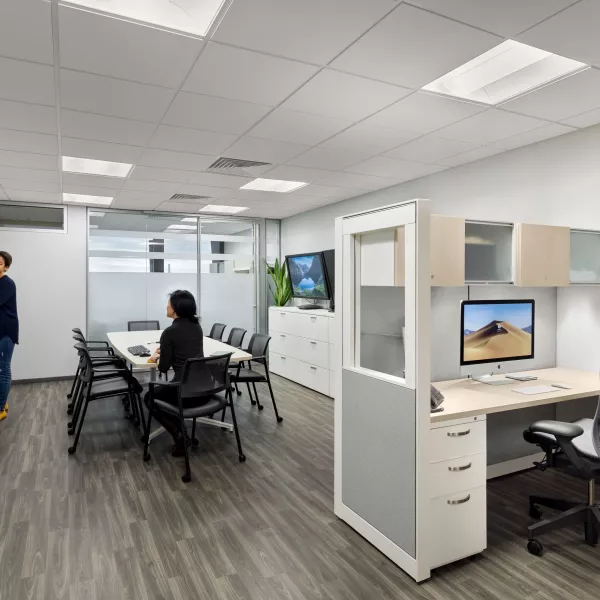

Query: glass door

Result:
[199,219,258,340]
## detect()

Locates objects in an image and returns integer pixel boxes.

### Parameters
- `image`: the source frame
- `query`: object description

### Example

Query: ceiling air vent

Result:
[207,156,271,176]
[168,194,212,203]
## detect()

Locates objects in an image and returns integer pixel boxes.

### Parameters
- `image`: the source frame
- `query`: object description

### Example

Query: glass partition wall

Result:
[87,211,264,342]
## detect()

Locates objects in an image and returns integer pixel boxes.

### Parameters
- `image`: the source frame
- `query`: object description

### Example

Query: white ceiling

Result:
[1,0,600,219]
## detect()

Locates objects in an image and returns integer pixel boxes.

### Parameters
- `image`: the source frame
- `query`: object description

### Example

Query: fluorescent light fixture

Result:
[63,193,114,206]
[89,211,106,218]
[423,40,588,105]
[240,178,308,193]
[181,217,198,222]
[199,205,249,214]
[166,224,197,230]
[66,0,227,37]
[89,224,99,229]
[62,156,133,178]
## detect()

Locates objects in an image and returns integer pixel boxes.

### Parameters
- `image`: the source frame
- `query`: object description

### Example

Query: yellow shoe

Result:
[0,410,7,422]
[4,403,7,413]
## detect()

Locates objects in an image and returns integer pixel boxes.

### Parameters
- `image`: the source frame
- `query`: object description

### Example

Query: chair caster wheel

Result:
[143,453,151,462]
[192,438,199,447]
[140,435,148,444]
[527,539,544,556]
[68,446,76,455]
[67,408,73,415]
[257,404,264,411]
[277,417,283,423]
[67,393,72,400]
[182,474,191,483]
[67,421,73,428]
[237,391,242,396]
[239,454,246,463]
[68,428,74,436]
[250,400,256,406]
[529,505,542,519]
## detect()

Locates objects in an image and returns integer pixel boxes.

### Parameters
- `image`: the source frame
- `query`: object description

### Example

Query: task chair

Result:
[225,327,247,396]
[209,322,226,341]
[142,354,245,483]
[523,399,600,556]
[127,320,160,331]
[229,333,283,423]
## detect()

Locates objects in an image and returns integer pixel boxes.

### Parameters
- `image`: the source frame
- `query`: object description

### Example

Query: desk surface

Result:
[107,330,252,368]
[432,367,600,423]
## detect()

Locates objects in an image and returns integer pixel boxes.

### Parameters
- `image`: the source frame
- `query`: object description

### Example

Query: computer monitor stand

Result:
[297,301,323,310]
[471,374,514,386]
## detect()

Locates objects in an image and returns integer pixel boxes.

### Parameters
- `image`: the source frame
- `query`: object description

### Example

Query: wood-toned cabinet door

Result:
[430,215,465,286]
[515,223,570,286]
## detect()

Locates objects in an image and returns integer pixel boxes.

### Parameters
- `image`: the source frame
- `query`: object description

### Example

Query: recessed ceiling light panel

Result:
[199,205,249,214]
[63,193,114,206]
[423,40,588,105]
[166,224,197,230]
[62,156,133,178]
[240,178,308,193]
[64,0,227,37]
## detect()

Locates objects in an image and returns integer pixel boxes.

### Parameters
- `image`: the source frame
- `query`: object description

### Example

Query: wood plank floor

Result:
[1,375,599,600]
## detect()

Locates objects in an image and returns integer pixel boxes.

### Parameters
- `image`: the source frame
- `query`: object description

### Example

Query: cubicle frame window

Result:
[0,202,66,233]
[465,219,514,284]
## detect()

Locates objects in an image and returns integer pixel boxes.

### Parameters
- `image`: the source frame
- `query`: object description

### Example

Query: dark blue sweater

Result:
[0,275,18,344]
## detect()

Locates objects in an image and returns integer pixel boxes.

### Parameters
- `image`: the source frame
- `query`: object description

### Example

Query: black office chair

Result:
[226,327,247,349]
[230,333,283,423]
[209,323,226,341]
[128,320,160,331]
[142,354,245,483]
[523,399,600,555]
[67,343,145,455]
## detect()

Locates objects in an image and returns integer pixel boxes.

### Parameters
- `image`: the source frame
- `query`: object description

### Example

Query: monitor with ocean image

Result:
[461,299,535,366]
[286,253,330,300]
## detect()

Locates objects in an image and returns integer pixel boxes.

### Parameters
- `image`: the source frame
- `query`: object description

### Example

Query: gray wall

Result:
[281,123,600,256]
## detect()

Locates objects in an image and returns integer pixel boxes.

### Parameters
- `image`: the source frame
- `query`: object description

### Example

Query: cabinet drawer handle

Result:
[280,356,286,360]
[310,341,317,345]
[280,334,286,338]
[310,366,317,370]
[448,462,472,472]
[447,494,471,505]
[310,316,317,321]
[447,429,470,437]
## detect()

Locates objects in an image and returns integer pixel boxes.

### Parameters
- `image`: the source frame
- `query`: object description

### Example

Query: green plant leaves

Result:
[267,258,292,307]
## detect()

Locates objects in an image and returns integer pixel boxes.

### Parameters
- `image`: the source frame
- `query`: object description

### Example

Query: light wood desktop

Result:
[432,367,600,424]
[107,330,252,439]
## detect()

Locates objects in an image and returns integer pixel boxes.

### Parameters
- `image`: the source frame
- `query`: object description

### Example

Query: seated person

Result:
[144,290,203,456]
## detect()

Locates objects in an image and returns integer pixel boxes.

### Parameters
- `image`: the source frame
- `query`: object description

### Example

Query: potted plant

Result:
[267,258,292,307]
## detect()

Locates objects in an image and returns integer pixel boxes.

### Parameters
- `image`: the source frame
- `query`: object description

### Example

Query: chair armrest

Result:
[148,381,180,390]
[530,420,584,440]
[93,366,129,374]
[86,340,111,347]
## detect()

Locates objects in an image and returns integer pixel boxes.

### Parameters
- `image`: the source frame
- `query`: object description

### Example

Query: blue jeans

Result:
[0,335,15,411]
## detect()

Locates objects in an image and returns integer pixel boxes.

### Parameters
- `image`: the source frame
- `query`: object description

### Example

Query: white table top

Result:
[107,329,252,368]
[432,367,600,423]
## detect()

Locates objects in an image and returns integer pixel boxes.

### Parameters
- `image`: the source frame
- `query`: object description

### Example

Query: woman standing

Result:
[0,251,18,421]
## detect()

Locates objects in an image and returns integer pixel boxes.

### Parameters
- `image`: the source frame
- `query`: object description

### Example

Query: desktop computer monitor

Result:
[461,299,535,380]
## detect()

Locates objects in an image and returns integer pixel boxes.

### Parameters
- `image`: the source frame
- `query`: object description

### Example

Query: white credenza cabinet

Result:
[268,306,335,398]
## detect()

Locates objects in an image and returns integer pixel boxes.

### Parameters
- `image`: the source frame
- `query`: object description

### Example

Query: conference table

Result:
[107,329,252,440]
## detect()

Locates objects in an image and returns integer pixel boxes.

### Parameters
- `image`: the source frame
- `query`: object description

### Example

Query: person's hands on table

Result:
[148,349,160,363]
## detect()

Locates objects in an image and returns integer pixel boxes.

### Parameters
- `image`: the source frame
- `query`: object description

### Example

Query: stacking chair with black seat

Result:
[128,320,160,332]
[68,343,145,455]
[143,353,245,483]
[209,322,226,341]
[230,333,283,423]
[523,399,600,556]
[225,327,247,396]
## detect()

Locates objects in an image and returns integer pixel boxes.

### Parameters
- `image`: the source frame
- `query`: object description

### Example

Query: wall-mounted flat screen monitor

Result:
[286,253,330,300]
[460,299,535,366]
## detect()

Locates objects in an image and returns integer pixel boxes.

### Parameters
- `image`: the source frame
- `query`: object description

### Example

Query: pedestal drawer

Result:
[430,486,487,569]
[429,453,486,499]
[269,352,291,379]
[430,419,486,463]
[268,352,330,396]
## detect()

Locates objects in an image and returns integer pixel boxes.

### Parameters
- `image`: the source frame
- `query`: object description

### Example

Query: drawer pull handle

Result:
[310,341,317,345]
[310,366,317,370]
[448,462,472,472]
[280,334,286,338]
[447,494,471,506]
[281,356,286,360]
[310,316,317,321]
[447,429,470,437]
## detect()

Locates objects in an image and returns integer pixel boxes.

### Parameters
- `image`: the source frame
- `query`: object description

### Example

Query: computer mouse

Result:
[140,352,151,357]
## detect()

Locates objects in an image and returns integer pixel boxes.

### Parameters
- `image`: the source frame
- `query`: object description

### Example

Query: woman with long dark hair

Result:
[0,250,18,422]
[144,290,203,455]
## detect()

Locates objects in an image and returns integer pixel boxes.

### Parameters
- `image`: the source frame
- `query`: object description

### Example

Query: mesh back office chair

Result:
[143,354,245,483]
[67,343,144,455]
[230,333,283,423]
[523,399,600,555]
[226,327,247,349]
[209,323,226,341]
[128,320,160,332]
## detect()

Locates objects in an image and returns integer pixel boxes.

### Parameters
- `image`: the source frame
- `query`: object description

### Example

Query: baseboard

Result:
[487,452,544,479]
[13,375,73,385]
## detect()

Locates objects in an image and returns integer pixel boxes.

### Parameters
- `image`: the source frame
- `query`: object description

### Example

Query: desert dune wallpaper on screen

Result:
[462,302,533,363]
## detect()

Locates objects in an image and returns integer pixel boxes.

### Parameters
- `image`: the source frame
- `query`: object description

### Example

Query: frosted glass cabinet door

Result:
[570,230,600,283]
[465,221,513,283]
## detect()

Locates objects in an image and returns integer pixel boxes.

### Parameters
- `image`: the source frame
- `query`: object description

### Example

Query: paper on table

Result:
[512,385,560,395]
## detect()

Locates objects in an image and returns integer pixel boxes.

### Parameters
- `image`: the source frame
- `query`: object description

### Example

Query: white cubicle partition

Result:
[334,199,432,582]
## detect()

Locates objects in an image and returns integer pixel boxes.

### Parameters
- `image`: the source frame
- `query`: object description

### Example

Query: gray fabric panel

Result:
[341,368,416,557]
